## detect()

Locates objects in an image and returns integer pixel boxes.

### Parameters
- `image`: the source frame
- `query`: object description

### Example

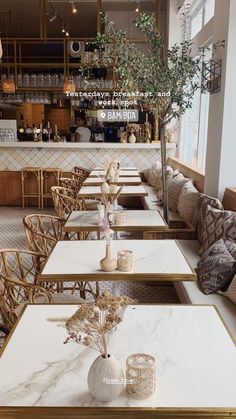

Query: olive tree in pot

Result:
[91,13,205,222]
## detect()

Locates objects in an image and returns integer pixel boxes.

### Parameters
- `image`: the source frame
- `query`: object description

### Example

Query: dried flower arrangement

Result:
[127,123,141,135]
[99,187,123,243]
[64,290,132,358]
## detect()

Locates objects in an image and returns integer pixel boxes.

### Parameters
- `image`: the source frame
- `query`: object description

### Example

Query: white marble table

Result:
[63,210,168,234]
[38,240,196,283]
[89,170,140,177]
[83,177,142,186]
[0,304,235,419]
[78,185,148,198]
[93,166,137,171]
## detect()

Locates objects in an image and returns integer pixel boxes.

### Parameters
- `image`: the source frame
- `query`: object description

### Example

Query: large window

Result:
[179,47,212,172]
[190,0,215,39]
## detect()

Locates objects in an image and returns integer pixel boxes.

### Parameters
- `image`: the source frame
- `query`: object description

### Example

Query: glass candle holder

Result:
[114,211,125,225]
[126,353,156,399]
[117,250,133,272]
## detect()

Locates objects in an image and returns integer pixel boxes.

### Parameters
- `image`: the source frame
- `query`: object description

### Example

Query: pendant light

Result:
[0,38,3,60]
[3,16,16,94]
[3,78,16,94]
[63,21,75,95]
[63,78,75,94]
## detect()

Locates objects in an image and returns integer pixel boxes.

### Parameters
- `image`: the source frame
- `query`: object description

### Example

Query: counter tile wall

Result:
[0,144,176,171]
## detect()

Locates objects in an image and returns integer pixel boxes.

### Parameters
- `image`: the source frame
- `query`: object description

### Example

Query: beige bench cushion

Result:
[142,183,182,222]
[176,240,236,339]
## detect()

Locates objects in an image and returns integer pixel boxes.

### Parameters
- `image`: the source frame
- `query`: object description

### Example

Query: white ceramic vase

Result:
[101,182,110,194]
[87,354,124,402]
[128,133,136,143]
[100,244,117,272]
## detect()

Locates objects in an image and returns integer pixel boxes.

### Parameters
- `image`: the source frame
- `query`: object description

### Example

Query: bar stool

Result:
[21,167,41,208]
[41,168,62,208]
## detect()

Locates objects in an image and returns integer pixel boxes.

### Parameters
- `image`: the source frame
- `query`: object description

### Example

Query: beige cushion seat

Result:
[176,240,236,339]
[142,183,182,222]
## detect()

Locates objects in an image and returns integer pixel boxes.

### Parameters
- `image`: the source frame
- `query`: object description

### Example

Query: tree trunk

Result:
[160,124,169,224]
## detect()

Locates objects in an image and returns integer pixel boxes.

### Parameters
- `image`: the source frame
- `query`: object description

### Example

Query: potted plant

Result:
[90,11,206,222]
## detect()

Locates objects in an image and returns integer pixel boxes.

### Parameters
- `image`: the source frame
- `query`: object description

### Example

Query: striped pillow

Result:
[168,173,189,212]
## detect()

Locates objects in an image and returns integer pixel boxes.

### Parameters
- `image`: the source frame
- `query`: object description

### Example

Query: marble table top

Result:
[89,170,140,177]
[93,166,137,171]
[63,210,168,232]
[78,185,148,198]
[38,240,196,283]
[83,177,142,186]
[0,304,235,415]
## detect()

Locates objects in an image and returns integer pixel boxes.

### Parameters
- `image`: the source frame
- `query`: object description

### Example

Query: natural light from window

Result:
[190,0,215,39]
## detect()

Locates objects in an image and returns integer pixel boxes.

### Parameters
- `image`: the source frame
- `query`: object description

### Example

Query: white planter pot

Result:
[87,354,124,401]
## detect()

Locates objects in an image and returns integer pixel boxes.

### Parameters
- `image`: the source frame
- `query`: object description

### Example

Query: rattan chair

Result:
[23,214,64,256]
[0,249,85,330]
[51,186,84,221]
[23,214,98,298]
[73,165,90,181]
[59,176,82,194]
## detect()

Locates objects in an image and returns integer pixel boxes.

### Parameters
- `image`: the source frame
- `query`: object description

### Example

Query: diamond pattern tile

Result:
[0,147,175,171]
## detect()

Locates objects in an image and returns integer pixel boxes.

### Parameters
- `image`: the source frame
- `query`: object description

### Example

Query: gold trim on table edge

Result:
[38,271,197,282]
[83,181,142,186]
[63,225,169,232]
[78,192,149,197]
[0,406,235,419]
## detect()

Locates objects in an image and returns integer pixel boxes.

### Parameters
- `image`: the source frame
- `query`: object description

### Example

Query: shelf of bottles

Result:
[0,72,114,90]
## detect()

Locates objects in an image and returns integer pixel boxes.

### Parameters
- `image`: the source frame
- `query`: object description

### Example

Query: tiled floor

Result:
[0,206,179,304]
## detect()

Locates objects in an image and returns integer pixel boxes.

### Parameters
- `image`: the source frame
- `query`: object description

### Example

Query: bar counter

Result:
[0,142,176,206]
[0,142,176,171]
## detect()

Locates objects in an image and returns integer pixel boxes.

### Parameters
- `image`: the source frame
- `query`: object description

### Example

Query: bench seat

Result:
[142,183,183,222]
[176,240,236,339]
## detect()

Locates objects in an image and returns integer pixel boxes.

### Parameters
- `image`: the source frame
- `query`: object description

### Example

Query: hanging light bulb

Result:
[135,2,140,12]
[63,78,75,94]
[71,1,78,14]
[49,10,57,22]
[65,30,70,37]
[3,78,16,94]
[0,38,3,60]
[61,23,66,33]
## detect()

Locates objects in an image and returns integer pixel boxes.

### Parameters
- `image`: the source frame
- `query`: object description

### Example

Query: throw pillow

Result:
[193,193,223,244]
[177,180,200,227]
[223,274,236,304]
[225,239,236,259]
[147,161,162,187]
[168,173,189,212]
[197,239,236,295]
[143,169,150,181]
[200,205,236,254]
[155,166,176,191]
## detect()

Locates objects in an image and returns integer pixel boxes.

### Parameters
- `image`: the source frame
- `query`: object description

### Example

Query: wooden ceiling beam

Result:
[39,0,47,39]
